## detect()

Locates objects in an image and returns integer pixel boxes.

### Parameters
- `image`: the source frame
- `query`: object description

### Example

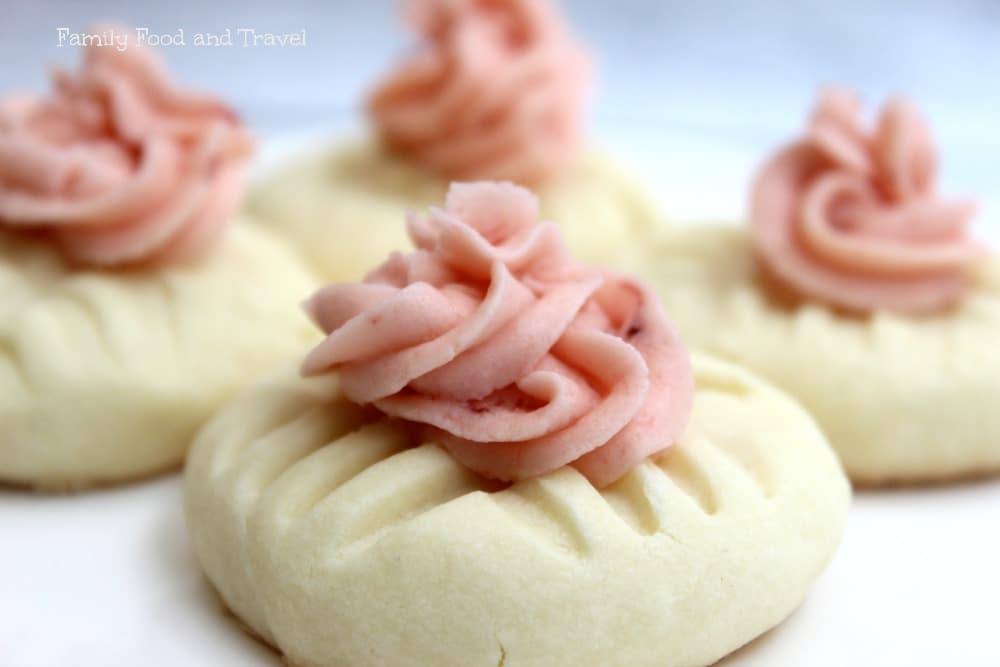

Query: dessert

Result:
[633,88,1000,484]
[0,28,316,489]
[246,0,660,282]
[186,181,848,666]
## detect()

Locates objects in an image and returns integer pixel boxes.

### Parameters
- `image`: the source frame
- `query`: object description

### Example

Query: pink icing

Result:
[302,181,693,487]
[750,88,981,314]
[0,25,253,267]
[368,0,591,186]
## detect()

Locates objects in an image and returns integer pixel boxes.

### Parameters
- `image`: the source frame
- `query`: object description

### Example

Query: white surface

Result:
[2,2,1000,665]
[3,465,1000,666]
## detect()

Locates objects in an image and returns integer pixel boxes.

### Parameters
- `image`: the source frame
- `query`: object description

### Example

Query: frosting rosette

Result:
[302,181,693,486]
[368,0,591,185]
[0,25,253,267]
[750,88,981,314]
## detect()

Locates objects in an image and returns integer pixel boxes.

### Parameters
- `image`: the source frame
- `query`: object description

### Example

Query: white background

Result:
[1,2,999,666]
[3,0,999,220]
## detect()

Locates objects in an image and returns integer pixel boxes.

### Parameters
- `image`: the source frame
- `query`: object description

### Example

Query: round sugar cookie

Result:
[0,222,318,490]
[631,224,1000,485]
[245,139,660,282]
[185,354,848,667]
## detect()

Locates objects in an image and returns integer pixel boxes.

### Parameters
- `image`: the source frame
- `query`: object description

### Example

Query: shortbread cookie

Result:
[0,29,317,488]
[247,0,659,281]
[186,181,847,666]
[633,89,997,485]
[185,354,848,667]
[247,140,659,282]
[0,222,317,489]
[632,225,1000,485]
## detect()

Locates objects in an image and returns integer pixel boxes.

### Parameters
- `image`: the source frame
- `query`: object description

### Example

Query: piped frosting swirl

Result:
[0,25,253,267]
[750,88,981,314]
[302,181,693,487]
[368,0,591,186]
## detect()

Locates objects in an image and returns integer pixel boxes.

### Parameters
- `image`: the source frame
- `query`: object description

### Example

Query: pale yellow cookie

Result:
[0,221,318,490]
[632,224,1000,485]
[245,138,660,282]
[185,354,848,667]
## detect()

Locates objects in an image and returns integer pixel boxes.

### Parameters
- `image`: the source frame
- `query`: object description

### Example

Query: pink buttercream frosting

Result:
[750,88,981,314]
[0,26,253,267]
[302,181,693,487]
[368,0,591,186]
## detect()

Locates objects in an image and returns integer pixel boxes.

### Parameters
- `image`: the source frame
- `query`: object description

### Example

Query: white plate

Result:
[2,126,999,667]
